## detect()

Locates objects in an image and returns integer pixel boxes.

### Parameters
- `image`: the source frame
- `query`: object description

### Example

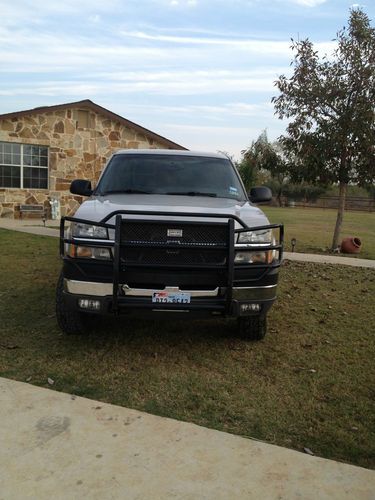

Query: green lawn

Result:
[262,206,375,260]
[0,228,374,469]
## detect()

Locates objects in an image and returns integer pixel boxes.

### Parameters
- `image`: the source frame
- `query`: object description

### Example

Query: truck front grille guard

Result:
[60,210,284,313]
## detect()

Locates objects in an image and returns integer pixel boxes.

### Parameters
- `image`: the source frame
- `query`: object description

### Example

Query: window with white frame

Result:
[0,142,48,189]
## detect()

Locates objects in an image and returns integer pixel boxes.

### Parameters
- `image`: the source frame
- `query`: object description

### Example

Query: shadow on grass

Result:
[56,315,248,367]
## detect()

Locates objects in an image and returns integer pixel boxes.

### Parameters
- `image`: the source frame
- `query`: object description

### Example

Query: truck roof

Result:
[113,149,229,159]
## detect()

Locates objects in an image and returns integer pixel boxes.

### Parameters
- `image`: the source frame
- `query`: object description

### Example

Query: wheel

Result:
[238,315,267,341]
[56,272,91,335]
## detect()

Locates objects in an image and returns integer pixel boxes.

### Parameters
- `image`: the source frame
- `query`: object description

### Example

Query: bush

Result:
[284,183,327,202]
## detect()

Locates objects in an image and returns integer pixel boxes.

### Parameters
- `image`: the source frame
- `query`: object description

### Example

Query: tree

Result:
[237,136,264,192]
[272,9,375,249]
[241,131,290,205]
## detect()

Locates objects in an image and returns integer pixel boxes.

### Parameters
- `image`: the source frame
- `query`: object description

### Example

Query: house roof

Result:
[0,99,187,150]
[114,149,226,158]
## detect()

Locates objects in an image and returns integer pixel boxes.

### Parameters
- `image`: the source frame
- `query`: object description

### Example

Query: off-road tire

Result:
[56,272,90,335]
[238,315,267,341]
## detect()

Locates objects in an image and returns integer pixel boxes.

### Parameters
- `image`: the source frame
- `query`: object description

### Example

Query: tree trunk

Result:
[331,182,347,251]
[277,190,282,207]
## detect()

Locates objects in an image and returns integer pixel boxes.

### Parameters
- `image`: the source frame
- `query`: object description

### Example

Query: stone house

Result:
[0,99,186,218]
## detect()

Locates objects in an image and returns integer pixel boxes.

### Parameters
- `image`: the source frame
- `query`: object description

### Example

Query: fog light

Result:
[78,299,101,311]
[240,303,260,313]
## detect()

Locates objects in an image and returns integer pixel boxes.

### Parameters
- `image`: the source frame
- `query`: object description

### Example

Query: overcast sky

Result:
[0,0,373,158]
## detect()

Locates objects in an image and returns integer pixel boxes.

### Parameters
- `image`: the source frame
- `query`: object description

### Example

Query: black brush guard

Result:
[60,210,283,315]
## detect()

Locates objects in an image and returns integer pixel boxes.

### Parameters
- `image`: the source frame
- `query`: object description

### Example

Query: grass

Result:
[0,228,374,469]
[262,206,375,260]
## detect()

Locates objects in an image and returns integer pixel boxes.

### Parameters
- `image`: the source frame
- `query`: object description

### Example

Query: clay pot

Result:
[340,237,362,254]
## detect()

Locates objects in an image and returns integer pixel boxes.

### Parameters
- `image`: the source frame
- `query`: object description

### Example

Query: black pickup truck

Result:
[57,150,283,340]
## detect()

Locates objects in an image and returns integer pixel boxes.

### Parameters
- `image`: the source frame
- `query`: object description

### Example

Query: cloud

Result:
[116,101,274,118]
[159,122,285,159]
[119,30,335,57]
[15,0,118,14]
[0,0,335,158]
[120,29,292,52]
[169,0,197,6]
[0,74,277,97]
[288,0,326,6]
[0,18,334,77]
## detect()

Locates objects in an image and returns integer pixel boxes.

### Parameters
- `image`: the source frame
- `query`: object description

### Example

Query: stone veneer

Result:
[0,107,172,218]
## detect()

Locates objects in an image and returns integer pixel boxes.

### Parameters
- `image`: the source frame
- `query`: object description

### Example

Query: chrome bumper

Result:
[64,280,219,298]
[64,279,277,301]
[64,280,113,296]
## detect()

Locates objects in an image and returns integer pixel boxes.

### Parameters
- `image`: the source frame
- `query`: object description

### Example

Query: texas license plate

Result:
[152,291,191,304]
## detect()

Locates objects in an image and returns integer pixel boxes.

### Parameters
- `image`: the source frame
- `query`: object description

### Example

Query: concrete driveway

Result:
[1,378,374,500]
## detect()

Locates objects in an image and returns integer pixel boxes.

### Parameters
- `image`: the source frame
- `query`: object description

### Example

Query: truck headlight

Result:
[237,229,273,244]
[236,228,276,263]
[71,222,108,239]
[67,222,111,259]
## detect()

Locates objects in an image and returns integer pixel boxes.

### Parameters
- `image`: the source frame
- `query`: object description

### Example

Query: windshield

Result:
[95,154,247,201]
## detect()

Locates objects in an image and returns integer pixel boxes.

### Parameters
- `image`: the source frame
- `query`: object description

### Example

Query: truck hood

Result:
[74,194,270,228]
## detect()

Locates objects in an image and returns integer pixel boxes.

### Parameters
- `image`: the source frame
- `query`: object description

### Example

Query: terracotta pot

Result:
[340,237,362,254]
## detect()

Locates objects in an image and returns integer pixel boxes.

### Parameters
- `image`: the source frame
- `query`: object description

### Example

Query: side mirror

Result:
[70,179,93,196]
[248,186,272,203]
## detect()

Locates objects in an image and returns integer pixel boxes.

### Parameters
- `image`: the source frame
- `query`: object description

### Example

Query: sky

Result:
[0,0,374,159]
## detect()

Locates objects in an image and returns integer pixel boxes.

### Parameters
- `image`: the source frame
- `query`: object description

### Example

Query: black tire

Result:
[56,272,90,335]
[238,315,267,341]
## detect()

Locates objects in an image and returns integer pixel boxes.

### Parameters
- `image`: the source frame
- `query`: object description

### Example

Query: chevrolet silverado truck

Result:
[57,149,283,340]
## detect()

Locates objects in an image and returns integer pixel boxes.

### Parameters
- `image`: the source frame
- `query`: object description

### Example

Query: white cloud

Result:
[0,27,171,72]
[17,0,118,14]
[115,101,274,119]
[97,68,288,82]
[169,0,197,6]
[119,30,335,57]
[0,75,277,97]
[288,0,326,6]
[159,123,285,159]
[121,30,291,53]
[0,0,332,158]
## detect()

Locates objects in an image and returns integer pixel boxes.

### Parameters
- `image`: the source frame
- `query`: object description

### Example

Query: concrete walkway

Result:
[1,378,374,500]
[0,217,61,238]
[283,251,375,268]
[1,218,374,268]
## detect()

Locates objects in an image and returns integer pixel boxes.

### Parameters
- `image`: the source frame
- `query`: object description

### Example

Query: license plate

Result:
[152,291,191,304]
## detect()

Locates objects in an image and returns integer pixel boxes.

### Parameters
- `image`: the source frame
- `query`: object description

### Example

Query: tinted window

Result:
[96,154,246,201]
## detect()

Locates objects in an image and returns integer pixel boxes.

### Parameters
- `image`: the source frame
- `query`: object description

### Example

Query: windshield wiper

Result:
[166,191,217,197]
[98,189,154,195]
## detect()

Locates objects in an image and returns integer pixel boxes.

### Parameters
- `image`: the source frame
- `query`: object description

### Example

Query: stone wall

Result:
[0,107,168,218]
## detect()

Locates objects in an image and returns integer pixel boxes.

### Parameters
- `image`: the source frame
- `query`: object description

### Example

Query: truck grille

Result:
[121,221,228,247]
